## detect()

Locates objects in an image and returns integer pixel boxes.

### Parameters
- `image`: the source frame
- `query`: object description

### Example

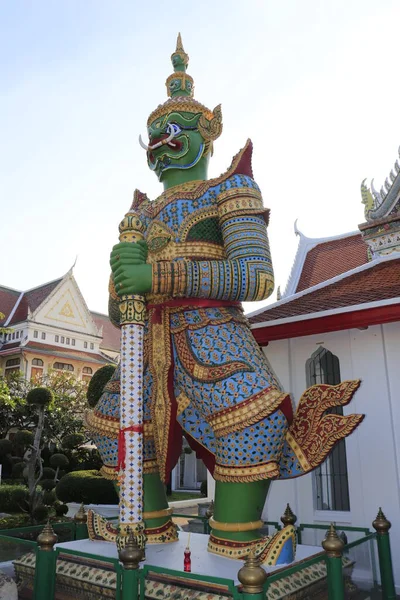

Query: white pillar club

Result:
[119,323,144,526]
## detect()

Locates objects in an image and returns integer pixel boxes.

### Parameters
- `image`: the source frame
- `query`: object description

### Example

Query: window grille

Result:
[82,367,92,374]
[306,347,350,511]
[32,358,44,366]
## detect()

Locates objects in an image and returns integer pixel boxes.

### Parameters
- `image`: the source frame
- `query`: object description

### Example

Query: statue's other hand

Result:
[110,241,152,296]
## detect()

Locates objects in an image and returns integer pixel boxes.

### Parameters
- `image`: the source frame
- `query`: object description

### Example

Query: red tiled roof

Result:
[249,259,400,325]
[20,341,110,364]
[91,312,120,353]
[295,234,368,293]
[0,286,21,326]
[10,279,62,325]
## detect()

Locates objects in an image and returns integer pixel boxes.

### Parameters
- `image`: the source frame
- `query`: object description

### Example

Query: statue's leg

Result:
[212,480,270,542]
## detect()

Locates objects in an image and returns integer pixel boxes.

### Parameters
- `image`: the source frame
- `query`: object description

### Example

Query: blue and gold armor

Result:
[87,141,294,484]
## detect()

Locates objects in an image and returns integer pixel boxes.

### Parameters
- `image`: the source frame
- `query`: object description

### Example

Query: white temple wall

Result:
[261,323,400,588]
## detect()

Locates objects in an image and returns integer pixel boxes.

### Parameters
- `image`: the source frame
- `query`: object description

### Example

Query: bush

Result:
[56,470,119,504]
[13,430,34,448]
[0,439,12,456]
[54,501,69,516]
[40,479,56,491]
[50,453,69,469]
[62,433,85,450]
[11,461,26,479]
[11,486,29,510]
[26,387,54,407]
[32,504,49,522]
[0,484,28,512]
[87,365,116,408]
[41,467,56,480]
[200,480,207,497]
[43,490,56,505]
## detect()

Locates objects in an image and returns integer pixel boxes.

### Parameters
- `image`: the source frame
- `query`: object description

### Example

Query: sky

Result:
[1,0,400,315]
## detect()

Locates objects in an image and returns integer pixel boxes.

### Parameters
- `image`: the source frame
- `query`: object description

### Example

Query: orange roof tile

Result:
[249,259,400,325]
[91,311,120,353]
[296,234,369,293]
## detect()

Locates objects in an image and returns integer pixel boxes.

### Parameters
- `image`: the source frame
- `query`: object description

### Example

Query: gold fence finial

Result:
[37,520,58,552]
[237,551,268,593]
[281,503,297,527]
[74,502,87,524]
[322,523,344,558]
[118,530,144,570]
[373,507,391,534]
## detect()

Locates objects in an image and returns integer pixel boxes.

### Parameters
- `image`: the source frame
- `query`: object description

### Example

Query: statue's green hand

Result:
[110,241,152,296]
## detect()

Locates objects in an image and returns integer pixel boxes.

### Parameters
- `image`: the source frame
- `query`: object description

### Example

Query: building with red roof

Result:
[248,147,400,586]
[0,270,119,381]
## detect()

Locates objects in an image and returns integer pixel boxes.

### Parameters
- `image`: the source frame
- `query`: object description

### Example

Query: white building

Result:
[0,269,119,380]
[248,149,400,587]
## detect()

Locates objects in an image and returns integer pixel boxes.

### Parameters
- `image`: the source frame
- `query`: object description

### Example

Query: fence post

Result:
[372,508,396,600]
[74,503,88,540]
[119,531,143,600]
[34,521,58,600]
[237,550,268,600]
[322,524,345,600]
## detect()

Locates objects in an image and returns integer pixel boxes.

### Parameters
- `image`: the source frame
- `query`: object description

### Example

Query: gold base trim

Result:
[143,507,173,520]
[213,461,279,482]
[209,517,263,533]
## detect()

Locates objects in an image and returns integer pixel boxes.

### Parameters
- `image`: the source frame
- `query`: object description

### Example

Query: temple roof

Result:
[282,228,369,298]
[0,278,62,326]
[248,255,400,327]
[91,311,120,353]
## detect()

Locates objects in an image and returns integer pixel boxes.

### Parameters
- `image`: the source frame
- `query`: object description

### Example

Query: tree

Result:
[25,387,54,514]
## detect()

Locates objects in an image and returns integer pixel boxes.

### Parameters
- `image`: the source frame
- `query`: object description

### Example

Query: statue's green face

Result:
[146,111,205,181]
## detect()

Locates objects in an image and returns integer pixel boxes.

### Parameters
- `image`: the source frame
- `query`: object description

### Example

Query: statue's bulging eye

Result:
[155,121,161,129]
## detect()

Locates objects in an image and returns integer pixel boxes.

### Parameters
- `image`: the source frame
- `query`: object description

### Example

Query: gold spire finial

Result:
[281,503,297,527]
[171,33,189,72]
[237,551,268,593]
[176,32,184,52]
[373,507,391,535]
[322,524,344,557]
[37,520,58,552]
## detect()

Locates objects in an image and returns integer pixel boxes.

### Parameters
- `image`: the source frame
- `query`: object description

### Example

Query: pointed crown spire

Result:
[166,33,194,98]
[147,35,223,143]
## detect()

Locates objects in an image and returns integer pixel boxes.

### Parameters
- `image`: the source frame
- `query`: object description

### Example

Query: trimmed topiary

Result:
[41,467,56,480]
[56,470,119,504]
[54,501,69,516]
[40,479,56,491]
[13,430,34,448]
[50,453,69,469]
[61,433,85,450]
[0,484,28,512]
[10,486,29,510]
[32,504,49,522]
[26,387,54,408]
[43,490,56,505]
[86,365,116,408]
[0,439,12,456]
[11,461,26,479]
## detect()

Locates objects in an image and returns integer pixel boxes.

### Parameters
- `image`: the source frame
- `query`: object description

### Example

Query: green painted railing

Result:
[2,509,396,600]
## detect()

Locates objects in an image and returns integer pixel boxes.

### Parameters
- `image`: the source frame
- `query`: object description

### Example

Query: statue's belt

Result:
[147,297,242,324]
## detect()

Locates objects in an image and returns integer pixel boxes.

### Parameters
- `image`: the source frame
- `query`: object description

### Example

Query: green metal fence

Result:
[0,507,396,600]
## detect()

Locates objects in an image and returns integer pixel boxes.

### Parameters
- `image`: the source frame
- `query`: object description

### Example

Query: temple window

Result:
[5,357,20,376]
[82,366,93,382]
[90,343,94,350]
[31,358,44,381]
[66,338,70,345]
[71,339,75,346]
[55,335,59,342]
[34,331,38,338]
[84,342,88,349]
[306,347,350,512]
[41,332,46,340]
[53,362,74,372]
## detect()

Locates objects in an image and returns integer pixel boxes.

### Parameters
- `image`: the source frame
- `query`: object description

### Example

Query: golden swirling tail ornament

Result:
[281,380,363,476]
